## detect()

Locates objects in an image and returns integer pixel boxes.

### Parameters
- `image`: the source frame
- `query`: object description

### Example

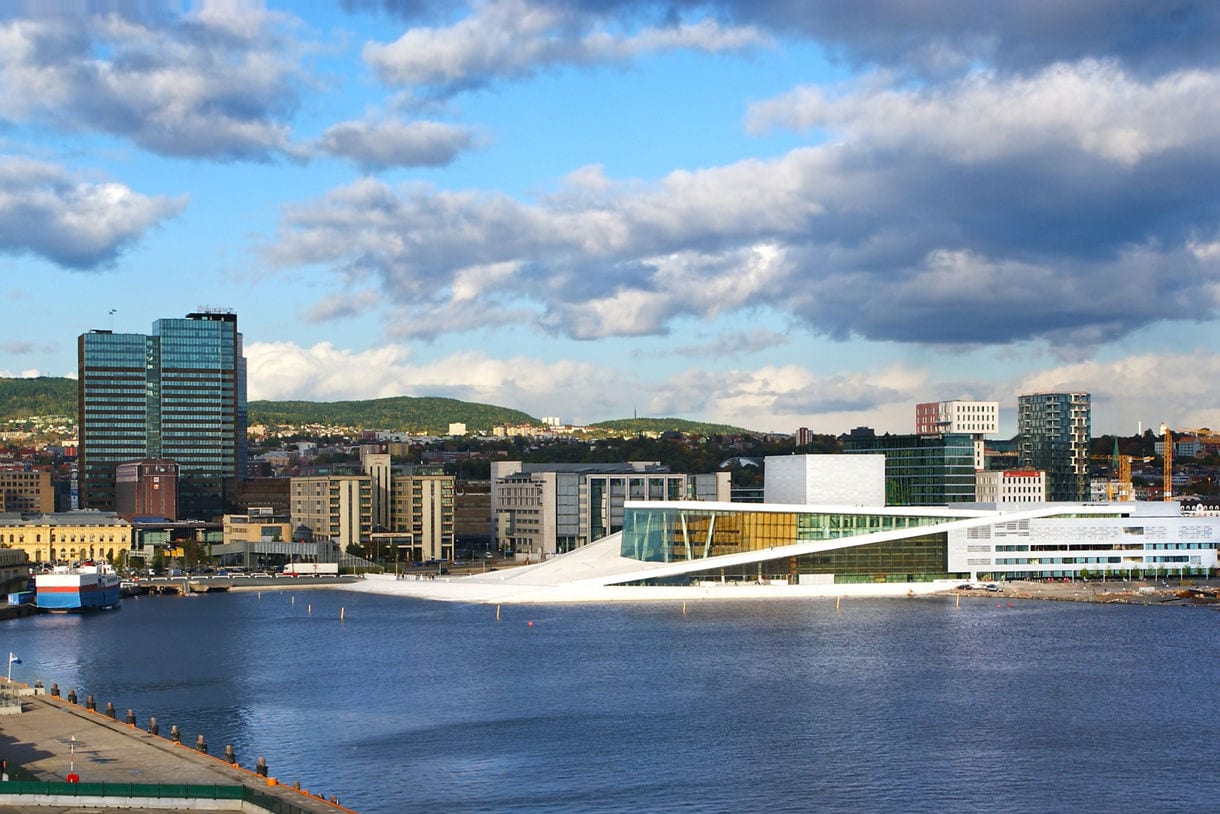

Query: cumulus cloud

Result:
[720,0,1220,77]
[646,364,930,433]
[0,157,185,268]
[244,340,630,420]
[362,0,766,95]
[1012,351,1220,434]
[316,118,480,172]
[746,61,1220,166]
[351,0,1220,87]
[265,59,1220,350]
[0,5,308,160]
[244,338,936,430]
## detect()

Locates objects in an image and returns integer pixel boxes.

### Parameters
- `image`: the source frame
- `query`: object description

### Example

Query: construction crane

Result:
[1104,437,1135,501]
[1159,423,1173,501]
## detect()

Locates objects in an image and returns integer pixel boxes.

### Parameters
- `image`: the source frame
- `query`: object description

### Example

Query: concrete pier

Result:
[0,684,351,812]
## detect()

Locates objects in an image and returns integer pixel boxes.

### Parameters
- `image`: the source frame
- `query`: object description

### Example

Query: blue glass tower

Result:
[78,312,247,520]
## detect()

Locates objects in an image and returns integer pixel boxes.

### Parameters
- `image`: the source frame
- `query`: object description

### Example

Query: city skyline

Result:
[1,2,1218,436]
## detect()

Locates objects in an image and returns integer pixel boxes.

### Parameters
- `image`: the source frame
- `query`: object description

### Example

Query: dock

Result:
[0,682,351,812]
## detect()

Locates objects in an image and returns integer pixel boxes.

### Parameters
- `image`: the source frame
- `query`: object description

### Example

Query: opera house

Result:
[347,455,1220,604]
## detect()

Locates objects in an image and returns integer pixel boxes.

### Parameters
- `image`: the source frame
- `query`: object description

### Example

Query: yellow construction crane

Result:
[1104,437,1135,501]
[1159,423,1173,501]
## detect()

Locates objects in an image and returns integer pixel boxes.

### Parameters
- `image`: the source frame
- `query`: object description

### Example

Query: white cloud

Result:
[363,0,766,94]
[243,339,1220,436]
[746,60,1220,166]
[268,56,1220,349]
[244,340,632,421]
[1011,351,1220,434]
[316,118,480,171]
[0,6,308,160]
[0,157,185,268]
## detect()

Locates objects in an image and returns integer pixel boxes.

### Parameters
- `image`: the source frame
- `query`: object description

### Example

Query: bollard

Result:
[50,683,59,697]
[125,709,136,726]
[256,756,268,777]
[33,680,42,694]
[195,734,207,754]
[67,689,77,705]
[224,744,236,764]
[169,725,180,744]
[293,781,301,791]
[104,701,115,719]
[85,695,96,711]
[148,716,159,736]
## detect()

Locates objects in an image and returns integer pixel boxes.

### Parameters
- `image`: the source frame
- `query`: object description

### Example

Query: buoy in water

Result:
[527,620,534,627]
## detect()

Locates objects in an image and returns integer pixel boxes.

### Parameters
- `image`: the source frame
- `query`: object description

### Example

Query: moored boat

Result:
[36,562,122,612]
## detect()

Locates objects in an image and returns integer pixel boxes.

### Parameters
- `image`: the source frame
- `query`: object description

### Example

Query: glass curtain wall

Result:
[620,507,952,563]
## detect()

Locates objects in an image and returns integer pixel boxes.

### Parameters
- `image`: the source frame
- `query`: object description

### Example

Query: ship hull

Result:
[35,573,122,612]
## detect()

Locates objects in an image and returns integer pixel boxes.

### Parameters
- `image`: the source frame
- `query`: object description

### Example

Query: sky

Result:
[1,0,1218,437]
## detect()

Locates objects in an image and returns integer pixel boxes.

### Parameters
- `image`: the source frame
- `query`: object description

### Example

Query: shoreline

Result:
[967,579,1220,607]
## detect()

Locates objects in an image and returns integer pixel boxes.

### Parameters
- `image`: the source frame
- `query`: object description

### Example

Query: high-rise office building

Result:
[1017,392,1091,501]
[915,400,999,471]
[78,311,247,520]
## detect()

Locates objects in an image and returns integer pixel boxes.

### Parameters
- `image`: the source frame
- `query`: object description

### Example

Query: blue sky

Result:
[2,1,1219,436]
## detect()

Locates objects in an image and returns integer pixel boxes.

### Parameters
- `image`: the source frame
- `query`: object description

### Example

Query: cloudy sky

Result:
[2,0,1218,436]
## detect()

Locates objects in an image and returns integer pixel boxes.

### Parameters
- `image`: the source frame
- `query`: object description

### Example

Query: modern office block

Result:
[842,433,977,505]
[78,311,247,520]
[915,400,998,470]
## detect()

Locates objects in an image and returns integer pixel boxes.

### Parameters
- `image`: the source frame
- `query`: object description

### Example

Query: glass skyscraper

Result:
[78,312,247,520]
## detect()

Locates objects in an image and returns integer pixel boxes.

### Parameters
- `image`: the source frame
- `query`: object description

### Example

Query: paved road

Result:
[0,688,347,812]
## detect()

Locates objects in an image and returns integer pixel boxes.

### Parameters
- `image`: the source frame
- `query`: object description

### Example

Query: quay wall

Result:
[0,679,354,813]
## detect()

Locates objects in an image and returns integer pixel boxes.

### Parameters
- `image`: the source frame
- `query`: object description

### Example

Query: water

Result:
[1,590,1216,813]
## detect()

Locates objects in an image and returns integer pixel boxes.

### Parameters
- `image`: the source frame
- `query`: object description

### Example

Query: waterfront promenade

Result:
[0,684,350,812]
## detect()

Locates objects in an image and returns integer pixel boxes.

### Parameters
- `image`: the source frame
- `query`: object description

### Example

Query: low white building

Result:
[975,469,1047,504]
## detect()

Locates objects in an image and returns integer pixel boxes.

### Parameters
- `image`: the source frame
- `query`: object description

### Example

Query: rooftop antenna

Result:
[108,309,116,331]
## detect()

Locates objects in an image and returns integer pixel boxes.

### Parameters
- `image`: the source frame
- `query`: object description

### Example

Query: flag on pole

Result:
[7,653,18,666]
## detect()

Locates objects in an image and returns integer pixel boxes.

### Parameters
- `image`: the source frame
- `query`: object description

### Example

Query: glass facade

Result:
[619,506,958,584]
[621,506,949,560]
[78,313,247,520]
[676,534,952,585]
[842,433,977,505]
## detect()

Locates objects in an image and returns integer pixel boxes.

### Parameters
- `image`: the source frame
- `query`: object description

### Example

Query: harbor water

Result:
[2,590,1217,813]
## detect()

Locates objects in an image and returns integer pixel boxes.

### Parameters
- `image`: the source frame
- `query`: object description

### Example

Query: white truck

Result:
[281,562,340,577]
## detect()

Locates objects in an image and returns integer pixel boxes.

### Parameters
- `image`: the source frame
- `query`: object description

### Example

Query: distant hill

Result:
[590,417,754,436]
[0,377,76,420]
[0,378,537,433]
[248,396,538,434]
[0,377,755,436]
